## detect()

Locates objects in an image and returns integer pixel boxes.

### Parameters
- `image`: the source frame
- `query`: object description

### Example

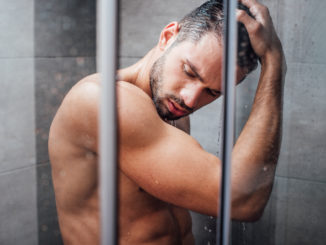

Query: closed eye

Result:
[183,64,196,78]
[183,62,220,97]
[206,88,220,97]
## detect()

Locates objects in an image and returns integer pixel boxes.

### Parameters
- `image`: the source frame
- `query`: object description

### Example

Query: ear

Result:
[158,22,180,51]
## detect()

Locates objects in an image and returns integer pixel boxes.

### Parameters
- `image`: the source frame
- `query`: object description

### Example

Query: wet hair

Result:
[175,0,258,73]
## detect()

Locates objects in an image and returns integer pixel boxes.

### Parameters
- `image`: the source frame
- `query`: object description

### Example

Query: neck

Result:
[117,47,161,97]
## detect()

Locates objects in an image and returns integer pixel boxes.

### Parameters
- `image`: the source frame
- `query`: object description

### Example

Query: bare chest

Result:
[118,171,194,244]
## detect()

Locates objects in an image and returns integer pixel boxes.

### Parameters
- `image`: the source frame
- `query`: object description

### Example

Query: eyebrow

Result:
[186,58,204,82]
[186,59,221,94]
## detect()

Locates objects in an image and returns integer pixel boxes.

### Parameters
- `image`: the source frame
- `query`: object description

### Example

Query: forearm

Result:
[231,51,286,220]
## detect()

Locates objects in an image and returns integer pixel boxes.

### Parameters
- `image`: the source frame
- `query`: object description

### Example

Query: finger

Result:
[236,9,258,32]
[238,0,257,9]
[239,0,269,21]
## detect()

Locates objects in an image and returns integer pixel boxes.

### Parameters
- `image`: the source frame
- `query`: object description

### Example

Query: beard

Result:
[149,53,190,121]
[149,54,171,120]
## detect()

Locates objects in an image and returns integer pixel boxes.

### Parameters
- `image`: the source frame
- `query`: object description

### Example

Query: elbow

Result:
[231,200,266,222]
[237,209,264,222]
[232,207,264,222]
[230,186,274,222]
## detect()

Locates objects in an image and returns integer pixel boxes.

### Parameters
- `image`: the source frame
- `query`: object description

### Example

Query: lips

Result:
[167,99,188,117]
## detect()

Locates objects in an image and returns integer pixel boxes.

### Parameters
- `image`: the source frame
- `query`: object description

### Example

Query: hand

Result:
[237,0,283,63]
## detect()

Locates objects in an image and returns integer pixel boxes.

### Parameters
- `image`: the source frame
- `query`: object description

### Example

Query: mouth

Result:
[167,99,188,117]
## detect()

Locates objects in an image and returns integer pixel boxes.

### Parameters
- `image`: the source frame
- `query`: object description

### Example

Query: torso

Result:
[118,168,194,245]
[49,74,194,245]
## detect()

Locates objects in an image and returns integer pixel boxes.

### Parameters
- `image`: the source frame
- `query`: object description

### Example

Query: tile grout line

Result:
[0,164,36,176]
[0,162,50,176]
[275,174,326,185]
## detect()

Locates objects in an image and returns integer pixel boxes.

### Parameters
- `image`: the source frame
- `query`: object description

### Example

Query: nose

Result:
[179,82,203,109]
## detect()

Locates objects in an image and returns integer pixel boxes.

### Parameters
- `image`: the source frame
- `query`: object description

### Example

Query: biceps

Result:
[119,128,221,213]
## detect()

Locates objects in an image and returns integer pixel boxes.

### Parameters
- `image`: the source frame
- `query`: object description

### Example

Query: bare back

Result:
[49,74,195,245]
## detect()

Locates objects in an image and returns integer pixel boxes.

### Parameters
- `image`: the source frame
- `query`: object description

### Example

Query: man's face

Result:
[150,33,247,120]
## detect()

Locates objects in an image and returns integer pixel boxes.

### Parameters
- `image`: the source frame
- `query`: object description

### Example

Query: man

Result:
[48,0,286,244]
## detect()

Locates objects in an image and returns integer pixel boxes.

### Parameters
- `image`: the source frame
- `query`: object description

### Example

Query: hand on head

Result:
[236,0,283,62]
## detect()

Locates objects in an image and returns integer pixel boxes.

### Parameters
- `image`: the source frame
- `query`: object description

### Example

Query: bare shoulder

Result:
[49,77,162,153]
[49,74,101,153]
[116,81,167,147]
[117,80,154,106]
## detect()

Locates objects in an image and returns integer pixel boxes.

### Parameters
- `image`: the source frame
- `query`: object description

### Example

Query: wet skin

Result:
[49,34,233,244]
[49,75,195,244]
[48,35,231,244]
[49,0,285,244]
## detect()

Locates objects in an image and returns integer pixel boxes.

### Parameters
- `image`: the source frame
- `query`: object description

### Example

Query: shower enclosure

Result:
[0,0,325,244]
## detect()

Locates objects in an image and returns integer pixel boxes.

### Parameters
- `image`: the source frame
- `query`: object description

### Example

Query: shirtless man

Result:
[48,0,286,244]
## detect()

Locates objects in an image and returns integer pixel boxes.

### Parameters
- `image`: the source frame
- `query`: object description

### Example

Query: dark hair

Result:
[175,0,258,73]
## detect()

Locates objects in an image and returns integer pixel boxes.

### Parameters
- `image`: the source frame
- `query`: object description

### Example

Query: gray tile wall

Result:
[34,56,96,245]
[231,0,326,244]
[0,1,38,245]
[0,0,95,244]
[0,0,34,58]
[34,0,96,244]
[119,0,326,245]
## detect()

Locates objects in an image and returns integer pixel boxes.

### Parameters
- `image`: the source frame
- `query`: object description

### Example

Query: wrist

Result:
[260,49,287,75]
[261,48,283,65]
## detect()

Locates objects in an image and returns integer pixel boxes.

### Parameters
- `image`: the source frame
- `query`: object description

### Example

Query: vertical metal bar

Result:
[217,0,237,245]
[97,0,118,244]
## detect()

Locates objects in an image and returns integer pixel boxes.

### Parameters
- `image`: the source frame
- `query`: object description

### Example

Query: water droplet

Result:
[242,222,246,232]
[242,222,246,245]
[60,170,66,177]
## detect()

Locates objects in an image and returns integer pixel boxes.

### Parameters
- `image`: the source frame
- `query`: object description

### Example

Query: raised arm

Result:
[231,0,286,219]
[119,1,285,221]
